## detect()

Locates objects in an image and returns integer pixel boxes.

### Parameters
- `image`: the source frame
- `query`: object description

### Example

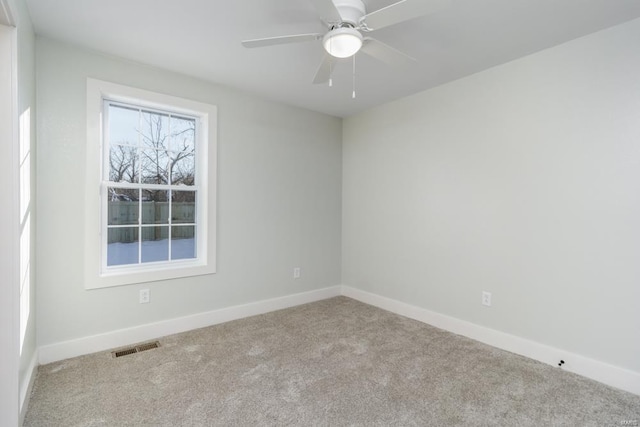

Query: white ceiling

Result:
[25,0,640,117]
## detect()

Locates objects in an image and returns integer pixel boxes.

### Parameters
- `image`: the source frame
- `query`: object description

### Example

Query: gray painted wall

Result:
[343,18,640,374]
[36,38,342,346]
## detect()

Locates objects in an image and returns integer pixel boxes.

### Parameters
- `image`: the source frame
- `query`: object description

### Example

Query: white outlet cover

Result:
[140,289,150,304]
[482,291,492,306]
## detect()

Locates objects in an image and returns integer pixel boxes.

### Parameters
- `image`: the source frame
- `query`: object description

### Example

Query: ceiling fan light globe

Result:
[323,28,363,59]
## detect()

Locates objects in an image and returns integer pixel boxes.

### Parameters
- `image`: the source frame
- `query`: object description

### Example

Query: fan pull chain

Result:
[329,58,333,87]
[329,38,333,87]
[352,55,356,99]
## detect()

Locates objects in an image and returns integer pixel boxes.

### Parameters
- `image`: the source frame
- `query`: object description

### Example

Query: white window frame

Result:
[85,79,217,289]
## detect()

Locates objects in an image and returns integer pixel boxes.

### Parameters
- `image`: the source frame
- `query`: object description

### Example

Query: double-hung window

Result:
[85,79,217,289]
[105,101,198,267]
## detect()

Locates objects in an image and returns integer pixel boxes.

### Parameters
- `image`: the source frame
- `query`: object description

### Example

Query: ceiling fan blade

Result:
[309,0,342,24]
[242,33,323,48]
[360,0,450,31]
[312,54,337,84]
[360,37,416,67]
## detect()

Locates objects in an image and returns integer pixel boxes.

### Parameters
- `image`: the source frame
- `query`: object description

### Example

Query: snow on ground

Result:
[107,238,195,266]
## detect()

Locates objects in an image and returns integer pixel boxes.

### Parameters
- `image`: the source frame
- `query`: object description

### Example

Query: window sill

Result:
[86,260,215,289]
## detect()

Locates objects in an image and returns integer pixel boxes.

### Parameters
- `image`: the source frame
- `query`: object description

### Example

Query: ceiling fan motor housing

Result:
[332,0,366,26]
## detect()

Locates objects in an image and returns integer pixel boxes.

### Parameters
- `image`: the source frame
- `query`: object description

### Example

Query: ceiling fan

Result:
[241,0,450,85]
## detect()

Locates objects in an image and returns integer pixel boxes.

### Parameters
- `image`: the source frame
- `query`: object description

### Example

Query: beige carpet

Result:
[24,297,640,426]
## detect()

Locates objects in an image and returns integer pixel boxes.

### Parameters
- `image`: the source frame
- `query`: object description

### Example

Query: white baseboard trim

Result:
[341,285,640,396]
[39,286,341,365]
[19,349,38,424]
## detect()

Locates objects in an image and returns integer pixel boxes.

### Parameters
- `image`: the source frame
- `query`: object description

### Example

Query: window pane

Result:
[107,188,139,225]
[170,116,195,150]
[171,191,195,224]
[140,111,169,150]
[141,226,169,263]
[171,151,195,186]
[109,145,139,183]
[141,149,169,185]
[171,226,195,260]
[108,105,139,146]
[170,116,196,185]
[107,227,139,266]
[141,190,169,224]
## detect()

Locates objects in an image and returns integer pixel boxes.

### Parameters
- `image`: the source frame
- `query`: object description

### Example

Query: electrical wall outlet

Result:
[139,289,150,304]
[293,267,301,279]
[482,291,491,306]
